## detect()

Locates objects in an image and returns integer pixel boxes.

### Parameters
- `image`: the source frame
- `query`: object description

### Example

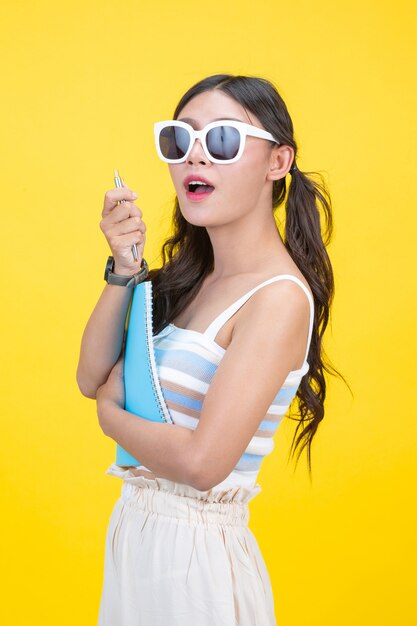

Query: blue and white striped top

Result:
[134,274,314,492]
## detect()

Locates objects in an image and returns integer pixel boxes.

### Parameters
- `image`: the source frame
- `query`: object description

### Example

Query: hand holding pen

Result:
[100,171,147,274]
[114,169,139,262]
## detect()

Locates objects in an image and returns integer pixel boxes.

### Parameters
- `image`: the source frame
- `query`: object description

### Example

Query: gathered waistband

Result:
[106,463,262,528]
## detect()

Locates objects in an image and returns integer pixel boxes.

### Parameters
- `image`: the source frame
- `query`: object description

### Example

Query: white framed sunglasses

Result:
[154,119,280,164]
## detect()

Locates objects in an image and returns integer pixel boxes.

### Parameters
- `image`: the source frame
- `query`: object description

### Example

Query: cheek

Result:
[168,166,176,186]
[224,161,264,199]
[168,165,182,189]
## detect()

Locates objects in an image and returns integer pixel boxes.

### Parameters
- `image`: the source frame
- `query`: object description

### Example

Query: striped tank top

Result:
[134,275,314,492]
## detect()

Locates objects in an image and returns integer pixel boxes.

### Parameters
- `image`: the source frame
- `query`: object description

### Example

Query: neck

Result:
[205,207,287,280]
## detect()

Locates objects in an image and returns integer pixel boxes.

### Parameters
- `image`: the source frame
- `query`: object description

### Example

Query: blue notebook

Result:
[116,279,173,466]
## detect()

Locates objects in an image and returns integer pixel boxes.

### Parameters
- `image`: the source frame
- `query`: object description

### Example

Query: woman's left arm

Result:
[96,358,198,488]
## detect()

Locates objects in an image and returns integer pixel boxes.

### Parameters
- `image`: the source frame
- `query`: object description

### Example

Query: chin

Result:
[178,196,211,214]
[180,211,214,228]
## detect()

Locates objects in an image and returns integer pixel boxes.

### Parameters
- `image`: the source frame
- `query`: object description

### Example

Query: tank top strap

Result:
[204,274,315,364]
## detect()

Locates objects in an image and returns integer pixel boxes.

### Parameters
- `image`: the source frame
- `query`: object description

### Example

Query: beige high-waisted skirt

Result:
[97,463,276,626]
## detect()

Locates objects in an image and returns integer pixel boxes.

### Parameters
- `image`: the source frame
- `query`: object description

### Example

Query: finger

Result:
[111,230,145,250]
[113,231,145,251]
[109,215,146,236]
[102,208,143,235]
[102,200,143,223]
[102,188,138,216]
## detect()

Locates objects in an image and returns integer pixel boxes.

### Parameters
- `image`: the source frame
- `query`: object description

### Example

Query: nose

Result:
[187,138,210,165]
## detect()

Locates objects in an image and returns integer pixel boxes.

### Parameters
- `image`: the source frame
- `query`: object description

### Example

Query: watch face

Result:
[104,256,114,281]
[104,255,148,287]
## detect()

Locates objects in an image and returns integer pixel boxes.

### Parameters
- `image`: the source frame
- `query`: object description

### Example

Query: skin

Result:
[169,89,294,278]
[96,89,313,490]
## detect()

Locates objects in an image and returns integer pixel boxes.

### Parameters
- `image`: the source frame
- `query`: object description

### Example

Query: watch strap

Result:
[105,256,149,288]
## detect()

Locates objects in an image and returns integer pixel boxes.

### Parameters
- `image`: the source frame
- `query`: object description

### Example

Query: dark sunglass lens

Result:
[206,126,240,160]
[159,126,190,160]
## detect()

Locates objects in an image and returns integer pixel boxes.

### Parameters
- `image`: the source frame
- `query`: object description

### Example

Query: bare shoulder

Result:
[236,270,312,327]
[231,272,313,370]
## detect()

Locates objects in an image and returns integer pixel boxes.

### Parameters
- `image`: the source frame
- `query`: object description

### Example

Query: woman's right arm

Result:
[76,282,133,399]
[76,182,146,399]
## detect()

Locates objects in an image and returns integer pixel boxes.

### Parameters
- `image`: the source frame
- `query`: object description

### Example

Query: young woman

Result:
[77,73,344,625]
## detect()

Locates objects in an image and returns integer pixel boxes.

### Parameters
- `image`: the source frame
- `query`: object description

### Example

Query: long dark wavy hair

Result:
[145,73,351,479]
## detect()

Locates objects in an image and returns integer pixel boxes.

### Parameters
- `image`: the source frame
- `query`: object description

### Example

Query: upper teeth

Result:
[189,180,208,185]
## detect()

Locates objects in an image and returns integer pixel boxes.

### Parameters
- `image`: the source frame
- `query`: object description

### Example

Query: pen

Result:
[114,168,139,262]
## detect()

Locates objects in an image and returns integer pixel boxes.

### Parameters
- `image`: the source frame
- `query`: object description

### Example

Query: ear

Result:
[266,144,295,182]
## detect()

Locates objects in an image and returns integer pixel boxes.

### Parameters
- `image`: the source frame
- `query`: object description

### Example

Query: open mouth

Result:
[187,181,215,194]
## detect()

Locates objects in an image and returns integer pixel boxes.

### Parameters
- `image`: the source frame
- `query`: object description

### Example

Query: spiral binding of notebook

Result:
[116,280,173,466]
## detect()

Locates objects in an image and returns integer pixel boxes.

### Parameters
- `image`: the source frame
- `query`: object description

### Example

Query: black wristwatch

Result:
[104,255,149,288]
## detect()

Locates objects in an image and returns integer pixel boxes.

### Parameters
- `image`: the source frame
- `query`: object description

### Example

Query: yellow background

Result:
[1,1,416,624]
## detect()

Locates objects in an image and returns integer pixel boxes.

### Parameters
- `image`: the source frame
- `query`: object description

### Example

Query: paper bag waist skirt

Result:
[97,463,276,626]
